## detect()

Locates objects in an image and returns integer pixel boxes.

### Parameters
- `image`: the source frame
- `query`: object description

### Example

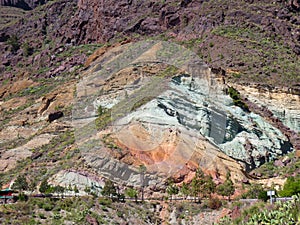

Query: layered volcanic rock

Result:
[72,41,296,189]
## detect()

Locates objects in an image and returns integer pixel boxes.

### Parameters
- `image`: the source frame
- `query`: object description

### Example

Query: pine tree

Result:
[190,177,200,202]
[217,172,235,201]
[74,185,79,197]
[180,182,190,200]
[203,175,216,198]
[101,179,117,200]
[12,175,28,192]
[54,185,65,198]
[166,179,179,202]
[39,179,51,194]
[139,164,146,202]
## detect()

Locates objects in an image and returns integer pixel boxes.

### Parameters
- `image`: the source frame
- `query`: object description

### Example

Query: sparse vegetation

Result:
[240,183,268,202]
[218,195,300,225]
[95,108,112,130]
[211,24,300,86]
[251,151,300,178]
[279,176,300,197]
[0,195,161,224]
[228,86,249,112]
[6,35,20,53]
[131,96,155,112]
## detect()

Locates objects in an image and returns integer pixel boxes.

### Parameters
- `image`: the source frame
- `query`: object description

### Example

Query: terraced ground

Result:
[0,6,26,30]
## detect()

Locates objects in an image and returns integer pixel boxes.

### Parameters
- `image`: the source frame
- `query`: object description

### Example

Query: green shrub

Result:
[279,176,300,197]
[228,87,249,112]
[43,202,54,211]
[99,197,112,206]
[18,192,28,201]
[22,42,33,56]
[257,191,268,202]
[53,213,62,220]
[7,35,20,53]
[39,213,46,219]
[218,195,300,224]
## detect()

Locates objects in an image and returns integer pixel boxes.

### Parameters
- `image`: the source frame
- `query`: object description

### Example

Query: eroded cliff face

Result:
[71,41,298,191]
[232,84,300,133]
[0,41,298,195]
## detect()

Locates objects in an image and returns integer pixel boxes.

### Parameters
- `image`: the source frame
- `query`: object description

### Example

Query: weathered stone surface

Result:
[0,133,55,171]
[49,170,105,195]
[231,84,300,152]
[73,42,295,190]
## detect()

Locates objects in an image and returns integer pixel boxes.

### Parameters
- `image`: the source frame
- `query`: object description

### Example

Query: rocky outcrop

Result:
[49,170,105,195]
[72,41,296,190]
[231,84,300,151]
[0,133,55,171]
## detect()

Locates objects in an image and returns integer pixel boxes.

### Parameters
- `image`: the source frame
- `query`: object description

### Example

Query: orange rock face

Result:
[102,120,247,184]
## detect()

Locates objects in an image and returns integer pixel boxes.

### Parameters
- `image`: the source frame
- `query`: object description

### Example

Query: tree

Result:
[166,179,179,202]
[39,179,51,194]
[180,182,190,200]
[22,42,33,57]
[139,164,146,202]
[68,184,73,191]
[54,185,65,198]
[203,175,216,198]
[217,172,235,201]
[189,169,207,202]
[243,183,268,201]
[28,179,37,194]
[125,187,138,203]
[190,177,201,202]
[74,185,79,197]
[101,179,117,200]
[12,175,28,192]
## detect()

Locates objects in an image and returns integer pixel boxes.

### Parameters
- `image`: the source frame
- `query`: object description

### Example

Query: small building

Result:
[0,188,17,204]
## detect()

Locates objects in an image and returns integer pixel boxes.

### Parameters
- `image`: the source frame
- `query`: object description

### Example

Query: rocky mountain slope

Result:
[1,0,299,88]
[0,0,48,10]
[72,40,299,186]
[0,0,299,217]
